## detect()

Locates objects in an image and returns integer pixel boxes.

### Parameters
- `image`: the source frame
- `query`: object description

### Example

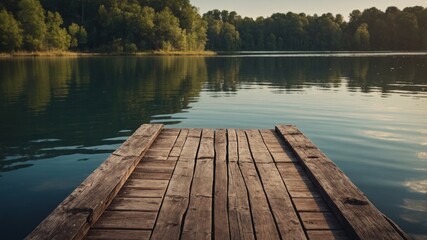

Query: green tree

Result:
[205,18,222,50]
[0,9,23,51]
[179,6,207,50]
[45,11,71,50]
[128,6,155,50]
[17,0,47,50]
[395,12,420,49]
[154,8,185,50]
[419,9,427,49]
[308,14,342,50]
[68,23,87,50]
[266,33,276,50]
[220,22,240,51]
[236,17,255,50]
[354,23,370,50]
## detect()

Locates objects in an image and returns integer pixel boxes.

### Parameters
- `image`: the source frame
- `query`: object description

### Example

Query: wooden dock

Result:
[27,124,407,240]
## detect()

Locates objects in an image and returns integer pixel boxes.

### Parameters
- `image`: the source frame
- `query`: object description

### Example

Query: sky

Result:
[190,0,427,19]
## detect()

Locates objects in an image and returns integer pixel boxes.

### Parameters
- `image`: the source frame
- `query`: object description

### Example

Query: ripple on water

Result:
[361,130,403,142]
[29,139,61,143]
[404,179,427,194]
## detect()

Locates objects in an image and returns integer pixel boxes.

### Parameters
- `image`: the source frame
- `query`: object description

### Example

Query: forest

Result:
[0,0,426,52]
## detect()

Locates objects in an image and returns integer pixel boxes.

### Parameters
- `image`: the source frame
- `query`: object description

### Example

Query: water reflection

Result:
[401,199,427,212]
[0,55,426,239]
[404,179,427,194]
[361,130,403,141]
[417,152,427,159]
[1,56,426,173]
[400,198,427,239]
[0,57,208,173]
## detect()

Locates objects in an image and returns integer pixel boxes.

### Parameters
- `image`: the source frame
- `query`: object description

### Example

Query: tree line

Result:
[204,7,427,51]
[0,0,206,52]
[1,0,426,52]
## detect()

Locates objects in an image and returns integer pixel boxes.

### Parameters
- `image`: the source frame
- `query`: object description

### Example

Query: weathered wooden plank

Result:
[140,129,180,161]
[26,124,163,240]
[130,129,184,180]
[182,129,214,240]
[124,179,169,189]
[137,160,176,169]
[169,129,189,158]
[228,129,255,240]
[236,130,253,163]
[276,163,309,181]
[135,165,175,174]
[300,212,342,230]
[86,229,151,240]
[150,129,202,240]
[239,163,280,239]
[92,211,156,229]
[307,230,349,240]
[214,129,230,240]
[293,198,329,212]
[276,125,406,240]
[245,130,274,164]
[228,129,238,163]
[117,187,165,198]
[143,150,170,160]
[289,190,321,198]
[108,197,162,212]
[285,179,317,192]
[116,179,168,198]
[228,163,255,240]
[237,130,279,239]
[113,124,164,157]
[246,129,306,240]
[130,172,172,180]
[260,129,297,162]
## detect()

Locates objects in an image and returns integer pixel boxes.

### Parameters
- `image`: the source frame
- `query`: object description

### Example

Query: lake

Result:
[0,54,426,239]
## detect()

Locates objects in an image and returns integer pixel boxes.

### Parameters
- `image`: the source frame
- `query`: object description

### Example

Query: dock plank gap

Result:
[27,124,409,240]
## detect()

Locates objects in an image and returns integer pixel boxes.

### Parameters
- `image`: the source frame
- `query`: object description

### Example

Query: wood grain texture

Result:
[237,130,280,239]
[239,163,280,239]
[26,124,163,240]
[150,129,202,240]
[236,130,253,163]
[306,230,349,240]
[108,197,162,212]
[86,229,151,240]
[182,129,215,240]
[300,212,342,230]
[228,129,238,163]
[260,129,297,163]
[228,129,255,240]
[92,211,156,229]
[276,125,406,240]
[169,129,189,158]
[276,163,309,181]
[293,198,329,212]
[246,130,306,240]
[214,129,230,240]
[228,163,255,240]
[117,187,165,198]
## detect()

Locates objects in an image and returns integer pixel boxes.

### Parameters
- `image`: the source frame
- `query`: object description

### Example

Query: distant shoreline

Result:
[0,50,217,58]
[2,50,426,58]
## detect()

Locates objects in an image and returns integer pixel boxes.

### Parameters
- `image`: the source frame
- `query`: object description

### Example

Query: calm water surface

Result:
[0,55,426,239]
